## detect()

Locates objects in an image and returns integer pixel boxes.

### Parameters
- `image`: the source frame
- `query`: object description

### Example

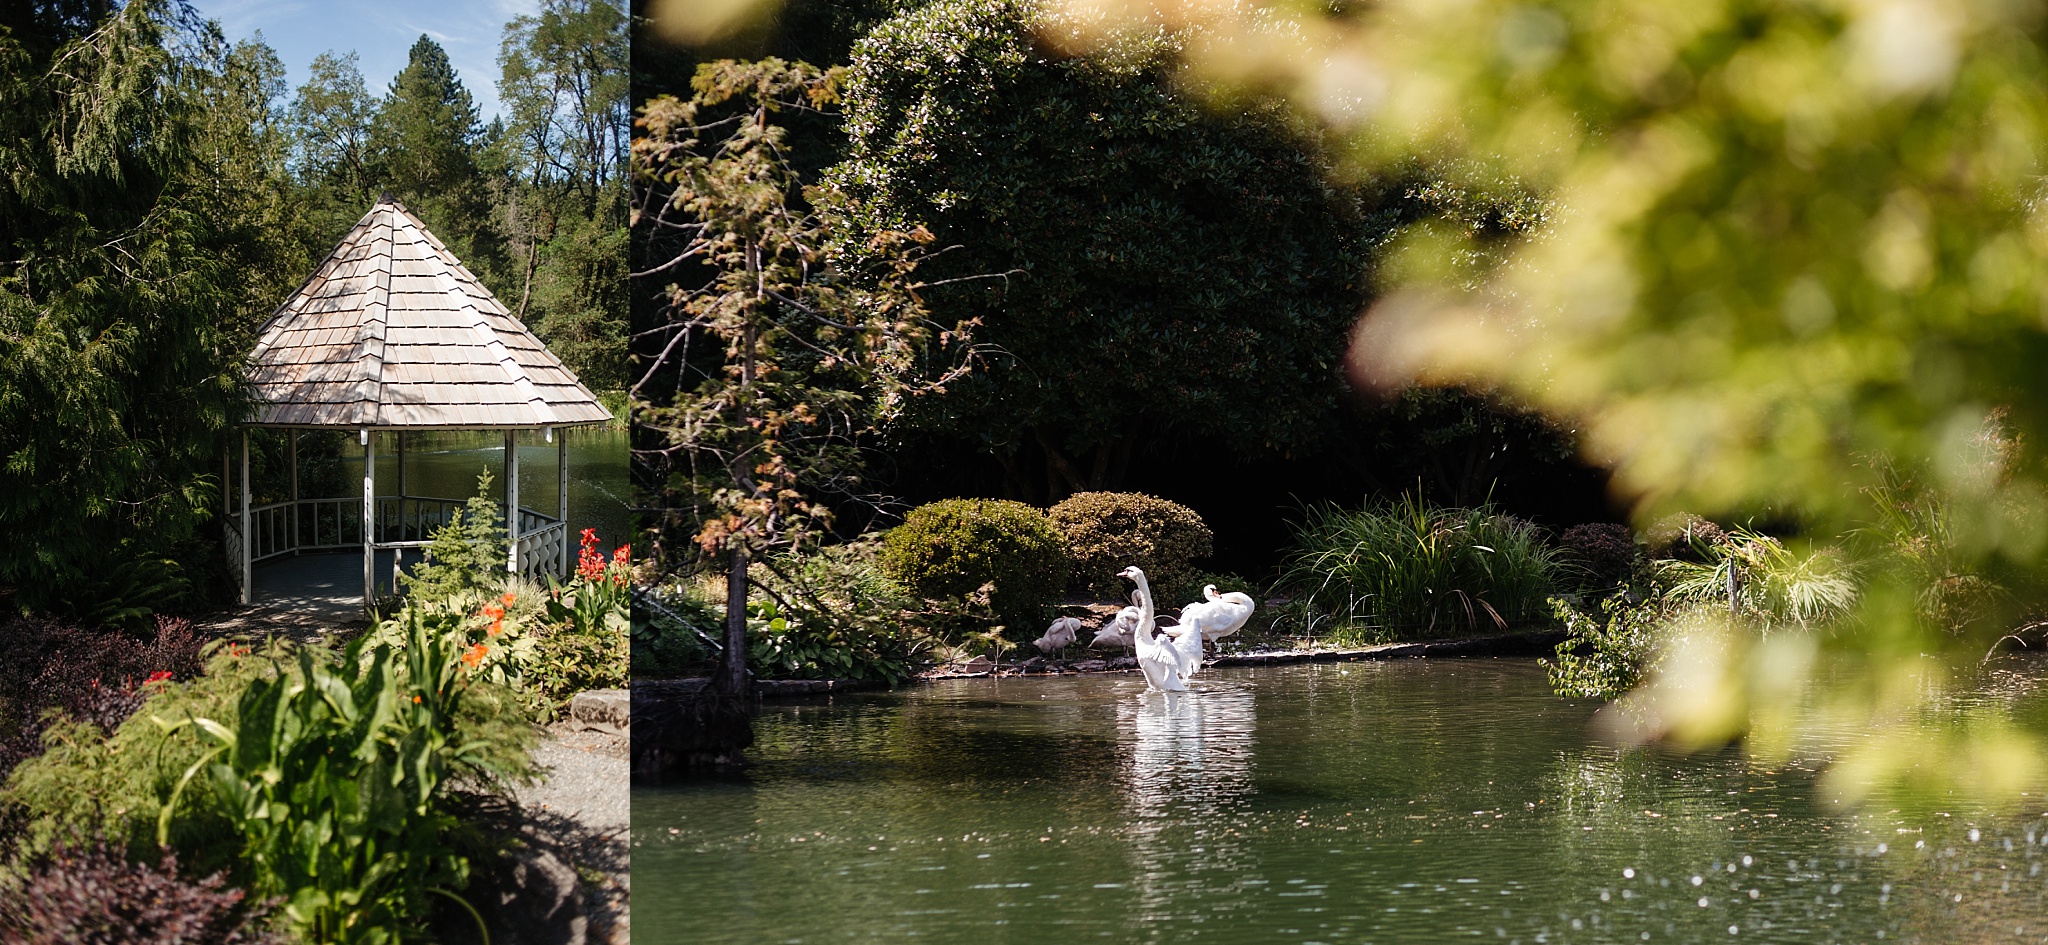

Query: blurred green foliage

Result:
[1037,0,2048,806]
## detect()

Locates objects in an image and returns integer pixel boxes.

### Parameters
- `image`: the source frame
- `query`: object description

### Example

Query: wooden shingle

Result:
[247,195,611,429]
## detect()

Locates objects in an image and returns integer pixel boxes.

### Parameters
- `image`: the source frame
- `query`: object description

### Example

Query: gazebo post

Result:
[555,427,568,578]
[396,430,407,507]
[240,431,251,605]
[393,431,407,589]
[289,432,299,555]
[362,429,375,605]
[505,430,520,576]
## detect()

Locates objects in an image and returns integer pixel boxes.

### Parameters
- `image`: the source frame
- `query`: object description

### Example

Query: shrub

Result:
[153,614,537,943]
[1048,492,1212,601]
[400,470,509,601]
[632,588,720,678]
[1659,526,1857,629]
[0,840,280,945]
[1558,523,1640,590]
[3,641,282,875]
[881,499,1067,627]
[1278,496,1564,640]
[526,530,631,716]
[746,538,931,683]
[1644,513,1729,563]
[1543,593,1672,699]
[0,615,207,783]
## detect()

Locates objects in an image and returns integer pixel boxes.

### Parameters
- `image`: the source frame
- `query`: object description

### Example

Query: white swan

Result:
[1178,585,1256,645]
[1090,606,1139,649]
[1119,566,1186,692]
[1163,615,1206,681]
[1033,616,1082,653]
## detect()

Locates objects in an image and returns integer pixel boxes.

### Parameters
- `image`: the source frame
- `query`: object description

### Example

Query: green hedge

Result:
[881,499,1067,627]
[1048,492,1212,602]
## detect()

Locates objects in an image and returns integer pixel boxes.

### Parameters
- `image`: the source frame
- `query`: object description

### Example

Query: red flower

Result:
[145,671,173,685]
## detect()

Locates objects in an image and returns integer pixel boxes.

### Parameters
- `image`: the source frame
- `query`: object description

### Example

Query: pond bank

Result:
[637,628,1568,700]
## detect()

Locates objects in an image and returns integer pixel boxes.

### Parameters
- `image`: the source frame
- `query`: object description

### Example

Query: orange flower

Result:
[501,591,517,606]
[463,642,489,668]
[487,621,502,637]
[413,695,422,704]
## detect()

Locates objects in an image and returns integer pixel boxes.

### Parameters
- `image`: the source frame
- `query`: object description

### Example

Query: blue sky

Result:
[189,0,541,122]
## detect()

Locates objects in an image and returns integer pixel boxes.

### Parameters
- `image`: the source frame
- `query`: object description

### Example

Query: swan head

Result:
[1117,566,1145,582]
[1203,584,1220,600]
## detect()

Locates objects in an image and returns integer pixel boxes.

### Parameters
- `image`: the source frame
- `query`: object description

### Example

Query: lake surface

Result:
[635,658,2048,944]
[337,427,633,549]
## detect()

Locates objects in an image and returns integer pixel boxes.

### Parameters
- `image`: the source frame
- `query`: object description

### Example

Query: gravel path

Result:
[519,724,631,944]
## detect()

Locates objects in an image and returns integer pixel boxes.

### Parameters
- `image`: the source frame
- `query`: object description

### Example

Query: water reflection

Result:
[635,661,2048,945]
[1120,686,1259,923]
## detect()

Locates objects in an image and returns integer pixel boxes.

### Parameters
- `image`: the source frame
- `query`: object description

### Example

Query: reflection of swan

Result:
[1119,686,1258,914]
[1120,566,1186,691]
[1177,586,1256,646]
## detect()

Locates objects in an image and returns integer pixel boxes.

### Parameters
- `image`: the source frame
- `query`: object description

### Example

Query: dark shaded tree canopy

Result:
[828,0,1392,496]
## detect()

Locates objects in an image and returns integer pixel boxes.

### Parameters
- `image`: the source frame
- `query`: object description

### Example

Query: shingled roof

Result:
[247,195,612,429]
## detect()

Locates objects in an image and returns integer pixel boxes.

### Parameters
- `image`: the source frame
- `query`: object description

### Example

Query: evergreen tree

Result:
[0,0,258,619]
[367,35,508,286]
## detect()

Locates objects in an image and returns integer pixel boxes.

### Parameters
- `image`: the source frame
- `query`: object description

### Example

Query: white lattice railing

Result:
[230,496,569,583]
[515,520,568,582]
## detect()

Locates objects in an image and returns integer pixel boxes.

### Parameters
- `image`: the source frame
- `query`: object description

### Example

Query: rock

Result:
[1018,656,1048,673]
[569,689,628,735]
[1107,657,1137,670]
[1071,659,1108,672]
[951,656,994,674]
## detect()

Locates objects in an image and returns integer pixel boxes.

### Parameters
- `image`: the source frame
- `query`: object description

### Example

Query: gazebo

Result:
[225,194,611,610]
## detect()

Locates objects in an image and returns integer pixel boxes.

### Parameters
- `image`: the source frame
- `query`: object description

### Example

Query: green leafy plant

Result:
[746,535,929,683]
[399,470,508,602]
[1047,492,1212,601]
[1543,594,1675,701]
[1278,496,1563,640]
[526,529,631,717]
[632,588,720,679]
[881,499,1066,628]
[153,610,534,943]
[1658,527,1858,631]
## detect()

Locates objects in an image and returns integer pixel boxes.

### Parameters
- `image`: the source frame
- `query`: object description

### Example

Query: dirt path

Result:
[519,725,631,944]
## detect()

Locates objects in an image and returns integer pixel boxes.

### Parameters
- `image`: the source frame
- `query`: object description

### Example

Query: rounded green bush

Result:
[881,499,1068,626]
[1047,492,1213,601]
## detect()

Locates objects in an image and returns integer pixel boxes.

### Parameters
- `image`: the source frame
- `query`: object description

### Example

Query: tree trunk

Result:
[714,545,750,696]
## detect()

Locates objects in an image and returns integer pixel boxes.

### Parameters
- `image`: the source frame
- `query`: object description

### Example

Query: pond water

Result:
[635,658,2048,944]
[334,427,634,548]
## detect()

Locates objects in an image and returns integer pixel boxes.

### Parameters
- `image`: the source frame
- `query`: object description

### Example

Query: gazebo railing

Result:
[515,509,568,583]
[227,496,568,596]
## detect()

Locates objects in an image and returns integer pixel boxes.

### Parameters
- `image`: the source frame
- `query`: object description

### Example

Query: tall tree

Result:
[500,0,631,389]
[0,0,258,619]
[829,0,1375,499]
[368,35,505,281]
[288,50,379,244]
[634,59,976,697]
